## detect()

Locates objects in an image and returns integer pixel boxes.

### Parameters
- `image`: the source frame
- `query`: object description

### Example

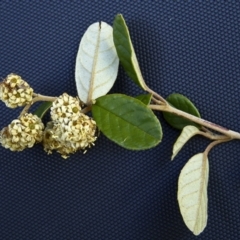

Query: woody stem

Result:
[149,104,240,140]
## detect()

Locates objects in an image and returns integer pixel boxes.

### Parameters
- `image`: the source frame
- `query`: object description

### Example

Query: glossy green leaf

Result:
[135,93,152,105]
[113,14,147,90]
[92,94,162,150]
[33,102,52,119]
[163,93,201,130]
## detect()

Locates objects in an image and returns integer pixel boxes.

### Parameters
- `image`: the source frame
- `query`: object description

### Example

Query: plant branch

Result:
[19,94,57,118]
[149,104,240,140]
[32,94,57,102]
[198,127,230,141]
[204,139,231,156]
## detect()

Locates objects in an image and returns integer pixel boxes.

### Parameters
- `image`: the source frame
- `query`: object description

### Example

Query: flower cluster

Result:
[0,113,44,151]
[0,74,97,158]
[43,93,97,158]
[0,73,33,108]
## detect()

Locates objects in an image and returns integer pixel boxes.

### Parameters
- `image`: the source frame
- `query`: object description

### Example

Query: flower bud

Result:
[0,74,33,108]
[50,93,81,125]
[0,113,44,151]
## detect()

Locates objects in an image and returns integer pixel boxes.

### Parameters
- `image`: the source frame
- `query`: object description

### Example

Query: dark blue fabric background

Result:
[0,1,240,239]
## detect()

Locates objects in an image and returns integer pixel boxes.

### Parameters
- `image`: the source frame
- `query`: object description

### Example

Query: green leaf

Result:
[113,14,147,90]
[92,94,162,150]
[135,93,152,105]
[163,93,201,130]
[33,101,52,119]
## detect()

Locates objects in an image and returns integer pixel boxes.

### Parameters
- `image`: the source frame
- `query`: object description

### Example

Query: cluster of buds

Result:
[43,93,97,158]
[0,73,33,108]
[0,113,44,151]
[0,74,97,158]
[0,74,41,151]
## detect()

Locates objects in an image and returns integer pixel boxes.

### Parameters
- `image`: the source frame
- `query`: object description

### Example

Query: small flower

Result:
[61,113,97,150]
[42,122,63,155]
[0,113,44,151]
[50,93,81,125]
[0,73,33,108]
[43,113,97,159]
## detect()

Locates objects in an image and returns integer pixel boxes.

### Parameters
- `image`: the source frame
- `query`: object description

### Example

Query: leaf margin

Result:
[113,14,147,90]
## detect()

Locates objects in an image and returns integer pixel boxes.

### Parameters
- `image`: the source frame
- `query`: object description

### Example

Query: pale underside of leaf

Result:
[172,125,200,160]
[130,41,147,90]
[75,21,119,104]
[178,153,209,235]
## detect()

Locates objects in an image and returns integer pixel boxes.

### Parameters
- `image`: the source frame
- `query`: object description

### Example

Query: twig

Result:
[204,139,231,157]
[149,104,240,140]
[19,94,57,118]
[198,131,229,141]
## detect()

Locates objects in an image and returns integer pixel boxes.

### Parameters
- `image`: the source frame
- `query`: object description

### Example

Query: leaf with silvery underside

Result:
[75,21,119,105]
[33,102,52,119]
[163,93,201,130]
[135,93,152,105]
[171,125,200,160]
[113,14,147,91]
[178,153,209,235]
[92,94,162,150]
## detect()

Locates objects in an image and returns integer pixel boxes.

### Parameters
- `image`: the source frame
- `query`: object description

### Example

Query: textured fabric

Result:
[0,1,240,239]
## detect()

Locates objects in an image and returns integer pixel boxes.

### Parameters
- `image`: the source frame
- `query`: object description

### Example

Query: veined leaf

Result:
[163,93,201,130]
[172,125,200,160]
[178,153,209,235]
[75,21,119,104]
[33,102,52,119]
[113,14,147,90]
[92,94,162,150]
[135,93,152,105]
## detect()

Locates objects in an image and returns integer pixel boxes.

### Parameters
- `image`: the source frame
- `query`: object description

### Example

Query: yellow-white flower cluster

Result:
[0,113,44,151]
[50,93,81,123]
[0,73,33,108]
[43,93,97,158]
